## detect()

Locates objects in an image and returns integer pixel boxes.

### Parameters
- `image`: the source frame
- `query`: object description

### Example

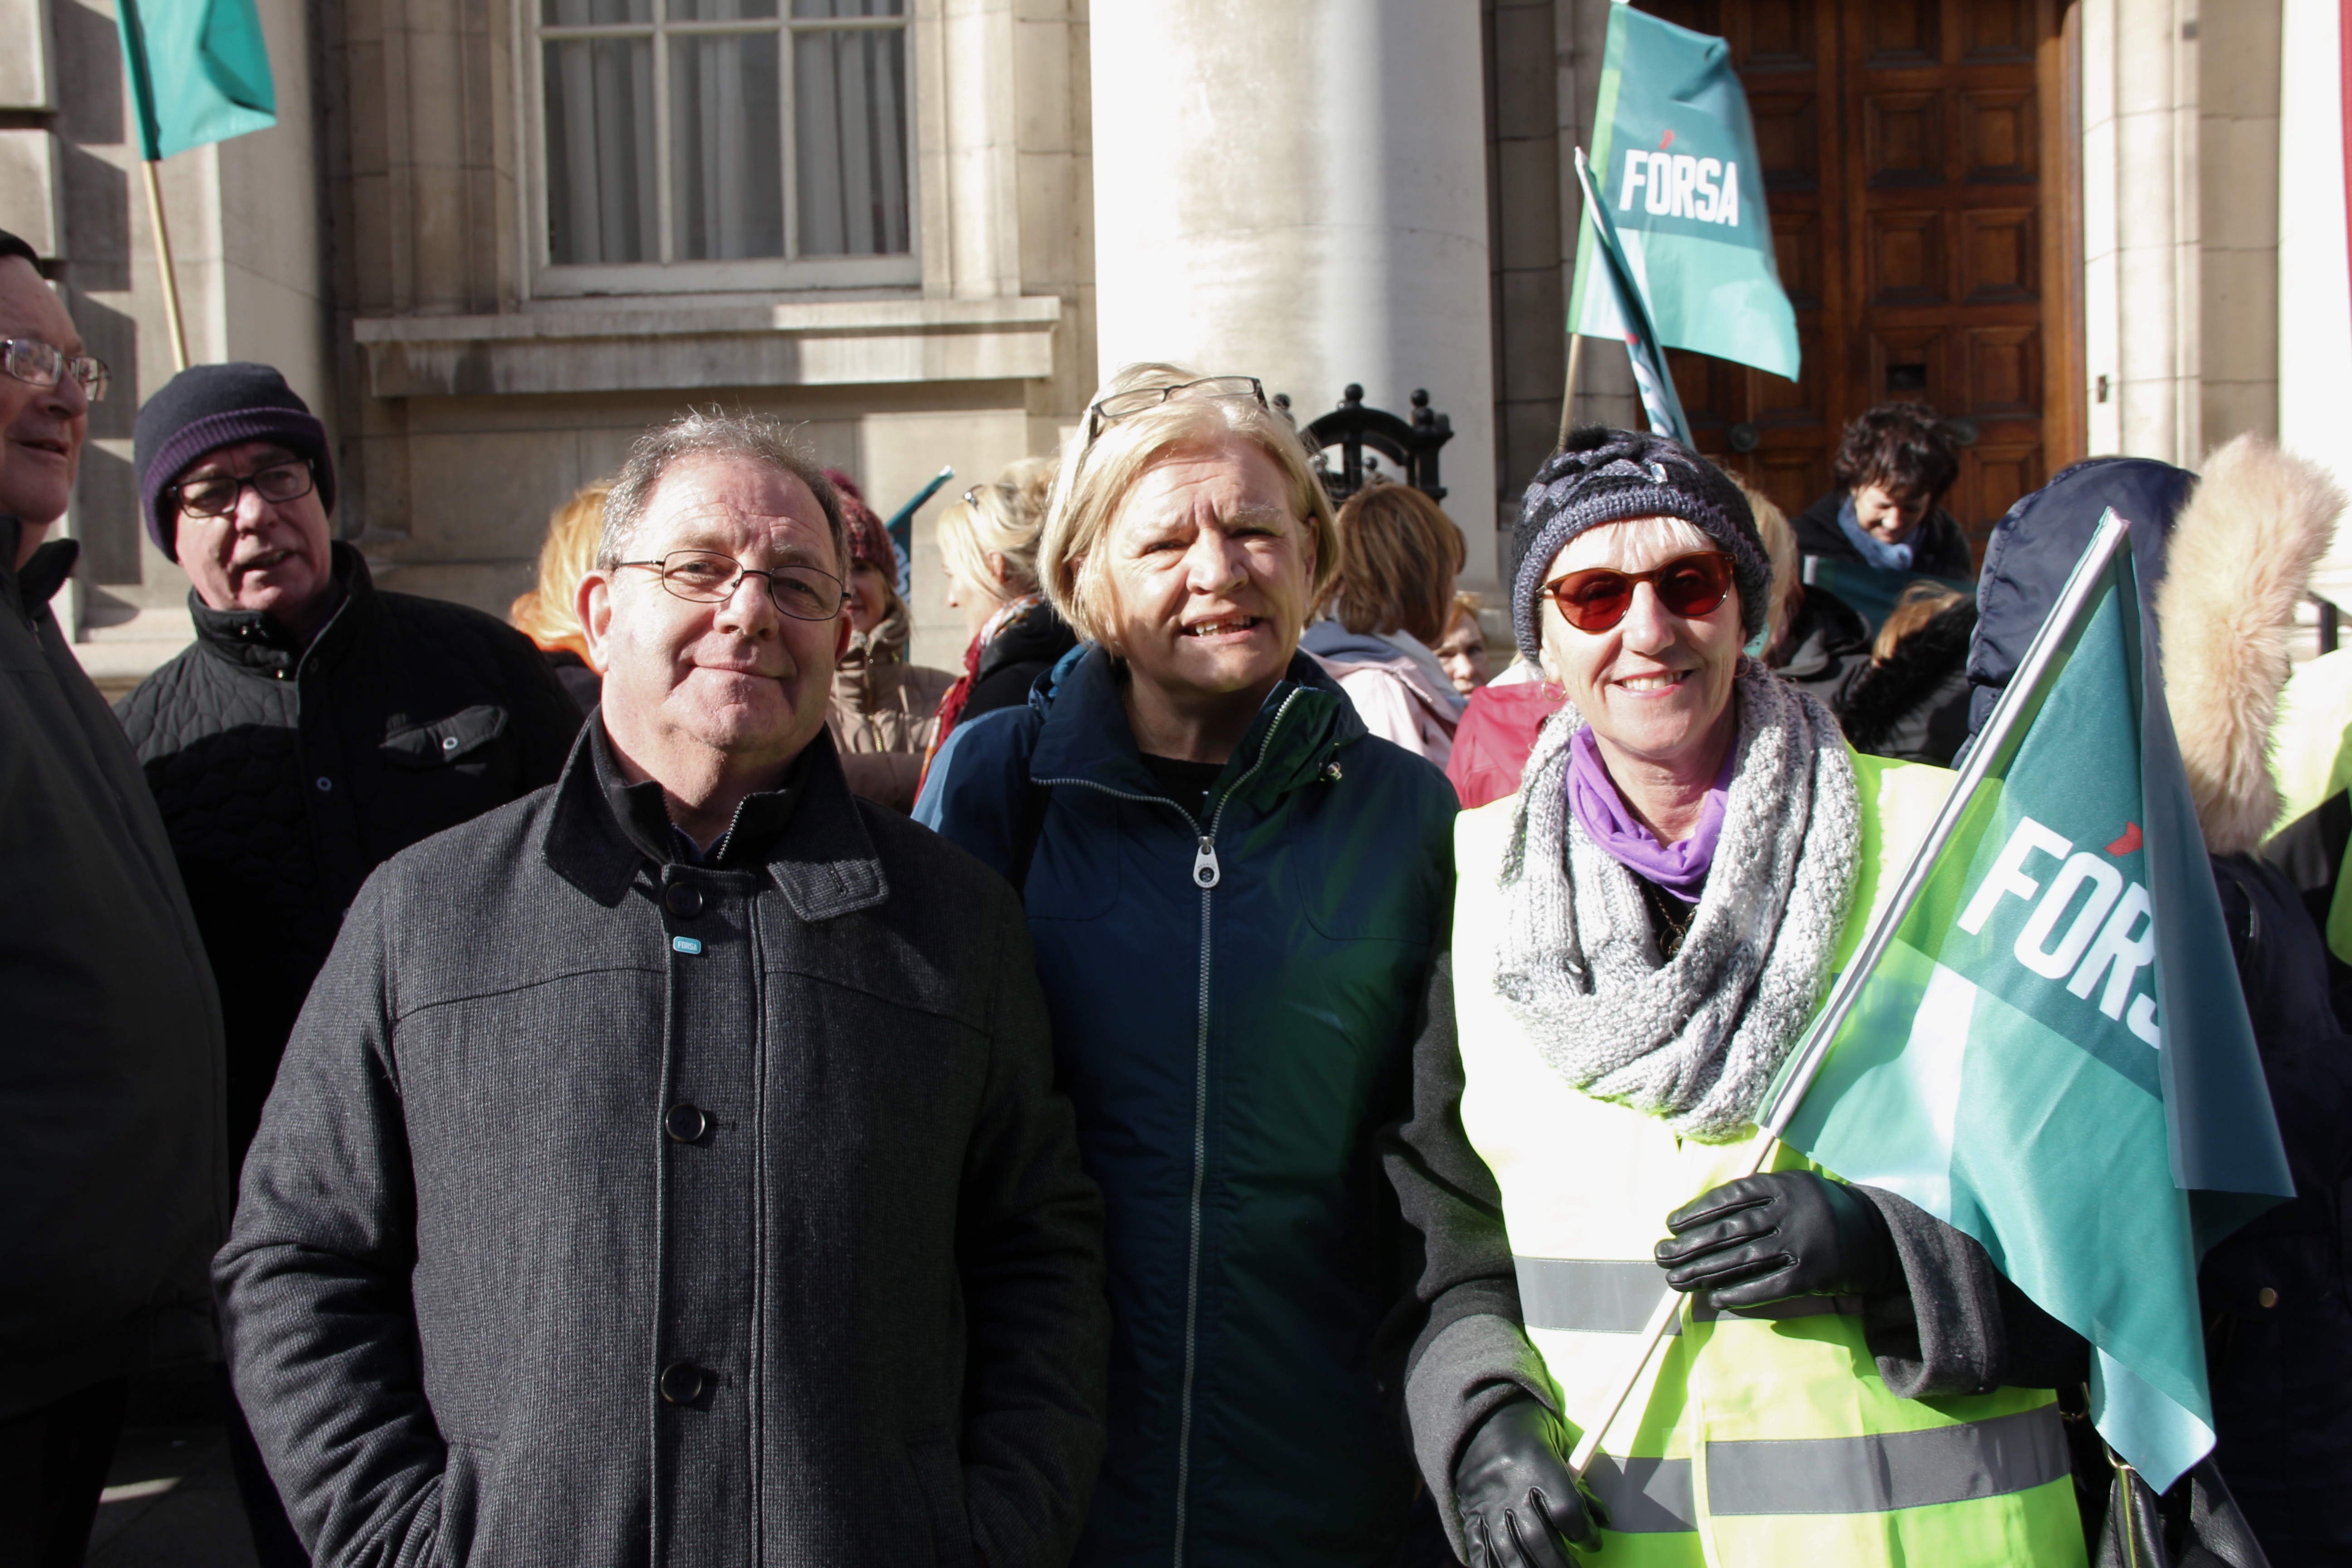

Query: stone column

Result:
[2079,0,2204,467]
[1088,0,1500,585]
[2278,0,2352,599]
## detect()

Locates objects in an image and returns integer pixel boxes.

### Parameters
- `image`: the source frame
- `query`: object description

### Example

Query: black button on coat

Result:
[0,524,227,1419]
[115,543,581,1164]
[215,722,1110,1568]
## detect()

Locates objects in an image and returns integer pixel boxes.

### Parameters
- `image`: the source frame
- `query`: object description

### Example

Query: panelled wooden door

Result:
[1633,0,2081,563]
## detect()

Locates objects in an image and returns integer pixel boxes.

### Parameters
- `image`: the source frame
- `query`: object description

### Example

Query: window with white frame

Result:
[531,0,910,287]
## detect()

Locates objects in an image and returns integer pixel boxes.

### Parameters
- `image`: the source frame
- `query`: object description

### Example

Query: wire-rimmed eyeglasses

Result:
[4,338,109,403]
[617,550,848,621]
[1083,375,1266,441]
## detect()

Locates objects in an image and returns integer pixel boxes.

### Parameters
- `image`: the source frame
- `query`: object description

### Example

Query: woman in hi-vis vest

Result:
[1388,429,2088,1567]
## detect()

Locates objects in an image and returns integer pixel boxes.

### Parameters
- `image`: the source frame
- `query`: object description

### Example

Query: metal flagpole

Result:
[141,160,189,373]
[1565,510,2135,1478]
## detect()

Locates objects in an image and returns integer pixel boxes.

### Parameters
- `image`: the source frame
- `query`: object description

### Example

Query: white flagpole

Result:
[1566,511,2136,1478]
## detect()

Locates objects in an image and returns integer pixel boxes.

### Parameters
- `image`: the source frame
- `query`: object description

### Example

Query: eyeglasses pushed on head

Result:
[1083,375,1266,441]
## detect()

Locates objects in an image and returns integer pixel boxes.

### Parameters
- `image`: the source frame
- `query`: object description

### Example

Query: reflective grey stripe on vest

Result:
[1514,1257,1859,1336]
[1575,1406,2066,1531]
[1585,1453,1697,1533]
[1706,1405,2070,1516]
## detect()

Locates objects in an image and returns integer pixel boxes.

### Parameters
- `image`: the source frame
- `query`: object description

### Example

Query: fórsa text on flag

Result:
[1766,511,2292,1494]
[1568,4,1800,382]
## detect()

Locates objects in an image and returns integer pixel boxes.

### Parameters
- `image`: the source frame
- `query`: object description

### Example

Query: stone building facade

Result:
[0,0,2338,686]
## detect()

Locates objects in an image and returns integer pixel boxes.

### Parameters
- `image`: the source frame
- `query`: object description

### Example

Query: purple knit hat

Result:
[133,363,334,561]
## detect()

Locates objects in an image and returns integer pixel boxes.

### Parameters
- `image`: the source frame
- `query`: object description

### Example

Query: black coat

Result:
[1795,490,1975,580]
[215,720,1110,1568]
[0,525,226,1417]
[115,544,580,1163]
[1769,582,1870,705]
[2200,854,2352,1565]
[1833,597,1978,765]
[543,647,602,713]
[963,601,1077,723]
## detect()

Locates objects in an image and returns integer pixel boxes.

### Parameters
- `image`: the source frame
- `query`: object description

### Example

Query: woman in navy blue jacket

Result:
[918,366,1458,1567]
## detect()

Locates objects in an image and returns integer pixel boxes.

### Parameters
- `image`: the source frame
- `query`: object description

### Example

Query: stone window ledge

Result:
[353,296,1062,398]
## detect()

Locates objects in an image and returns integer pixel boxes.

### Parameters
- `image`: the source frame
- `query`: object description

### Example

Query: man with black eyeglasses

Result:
[0,230,229,1568]
[114,360,582,1564]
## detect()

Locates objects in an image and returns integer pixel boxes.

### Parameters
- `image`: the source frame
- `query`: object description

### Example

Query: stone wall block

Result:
[1495,263,1563,403]
[1490,2,1556,143]
[402,25,471,172]
[1493,135,1561,273]
[1016,149,1079,286]
[1013,14,1072,153]
[347,39,392,180]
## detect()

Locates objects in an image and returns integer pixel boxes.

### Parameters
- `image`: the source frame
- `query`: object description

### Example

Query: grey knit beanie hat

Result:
[1509,426,1768,658]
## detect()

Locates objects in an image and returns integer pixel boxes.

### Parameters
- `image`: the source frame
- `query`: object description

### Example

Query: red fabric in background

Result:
[1444,680,1567,808]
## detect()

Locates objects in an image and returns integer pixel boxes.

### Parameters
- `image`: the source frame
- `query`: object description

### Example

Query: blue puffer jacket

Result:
[917,646,1457,1568]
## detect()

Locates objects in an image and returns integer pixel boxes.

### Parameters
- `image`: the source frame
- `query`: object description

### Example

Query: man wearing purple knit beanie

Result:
[113,360,585,1567]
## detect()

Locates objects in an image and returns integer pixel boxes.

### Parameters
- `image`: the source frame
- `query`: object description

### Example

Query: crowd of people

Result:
[3,219,2347,1568]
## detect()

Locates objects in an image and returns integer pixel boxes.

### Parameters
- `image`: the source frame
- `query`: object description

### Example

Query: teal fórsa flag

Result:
[1568,5,1800,382]
[115,0,277,162]
[1772,514,2293,1492]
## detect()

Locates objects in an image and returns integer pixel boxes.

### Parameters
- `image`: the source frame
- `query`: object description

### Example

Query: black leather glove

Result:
[1452,1396,1605,1567]
[1653,1171,1898,1309]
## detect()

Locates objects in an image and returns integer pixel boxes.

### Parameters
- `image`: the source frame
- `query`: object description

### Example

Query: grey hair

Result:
[598,409,849,574]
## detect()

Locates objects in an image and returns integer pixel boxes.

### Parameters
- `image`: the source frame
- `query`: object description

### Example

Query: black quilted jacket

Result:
[115,544,582,1163]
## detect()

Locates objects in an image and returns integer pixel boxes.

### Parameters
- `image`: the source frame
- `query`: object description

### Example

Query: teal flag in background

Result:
[115,0,277,162]
[1571,148,1692,445]
[1568,4,1800,382]
[1774,515,2292,1493]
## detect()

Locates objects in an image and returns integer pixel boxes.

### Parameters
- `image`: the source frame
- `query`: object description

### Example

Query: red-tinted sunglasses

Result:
[1540,551,1735,633]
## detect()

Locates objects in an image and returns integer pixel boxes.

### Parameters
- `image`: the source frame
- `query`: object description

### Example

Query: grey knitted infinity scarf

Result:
[1492,665,1861,1141]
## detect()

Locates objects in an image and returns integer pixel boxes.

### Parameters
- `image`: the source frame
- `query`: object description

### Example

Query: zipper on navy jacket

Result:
[1030,686,1304,1568]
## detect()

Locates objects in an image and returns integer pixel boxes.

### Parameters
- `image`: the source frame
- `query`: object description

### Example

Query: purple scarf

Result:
[1565,725,1733,903]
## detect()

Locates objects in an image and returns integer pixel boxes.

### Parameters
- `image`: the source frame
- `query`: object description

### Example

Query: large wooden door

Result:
[1635,0,2081,562]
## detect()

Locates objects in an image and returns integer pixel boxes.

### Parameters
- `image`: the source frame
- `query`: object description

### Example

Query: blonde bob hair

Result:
[1039,363,1341,647]
[938,455,1055,602]
[510,477,611,661]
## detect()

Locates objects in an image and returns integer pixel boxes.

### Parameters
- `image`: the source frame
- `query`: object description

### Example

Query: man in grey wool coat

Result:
[216,410,1111,1568]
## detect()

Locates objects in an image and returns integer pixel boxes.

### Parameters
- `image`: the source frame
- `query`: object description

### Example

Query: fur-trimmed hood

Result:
[2156,434,2342,856]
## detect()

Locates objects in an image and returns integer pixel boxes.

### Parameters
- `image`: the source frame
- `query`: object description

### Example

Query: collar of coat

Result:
[542,711,890,920]
[587,715,813,868]
[187,540,368,677]
[1024,641,1365,813]
[0,516,78,626]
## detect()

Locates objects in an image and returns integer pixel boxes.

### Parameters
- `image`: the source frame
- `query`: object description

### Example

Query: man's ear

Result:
[577,571,615,673]
[832,603,853,662]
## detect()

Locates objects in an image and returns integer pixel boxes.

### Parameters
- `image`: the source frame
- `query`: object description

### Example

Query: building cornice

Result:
[352,295,1063,397]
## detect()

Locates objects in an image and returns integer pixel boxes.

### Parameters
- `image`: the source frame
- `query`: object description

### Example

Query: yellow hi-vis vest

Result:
[1454,750,2086,1567]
